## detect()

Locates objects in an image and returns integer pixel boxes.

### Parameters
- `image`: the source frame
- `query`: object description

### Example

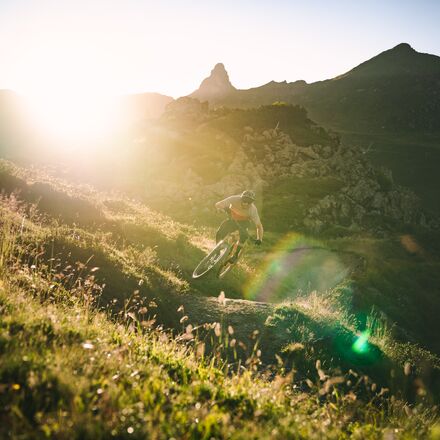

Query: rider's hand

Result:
[224,206,232,216]
[254,239,262,246]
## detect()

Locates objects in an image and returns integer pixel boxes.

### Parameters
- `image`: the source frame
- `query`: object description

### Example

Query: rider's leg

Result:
[228,221,250,263]
[238,220,251,245]
[216,219,237,243]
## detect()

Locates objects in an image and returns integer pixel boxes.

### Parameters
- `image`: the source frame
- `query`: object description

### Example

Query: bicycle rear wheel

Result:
[192,241,231,279]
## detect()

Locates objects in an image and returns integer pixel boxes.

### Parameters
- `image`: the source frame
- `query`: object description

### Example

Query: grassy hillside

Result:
[2,265,439,439]
[1,158,440,437]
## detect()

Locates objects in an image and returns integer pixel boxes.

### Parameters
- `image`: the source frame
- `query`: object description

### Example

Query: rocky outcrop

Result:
[300,143,431,232]
[190,63,236,101]
[144,102,436,233]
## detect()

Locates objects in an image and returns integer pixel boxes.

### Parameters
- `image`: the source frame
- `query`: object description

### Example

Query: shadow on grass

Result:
[264,305,440,402]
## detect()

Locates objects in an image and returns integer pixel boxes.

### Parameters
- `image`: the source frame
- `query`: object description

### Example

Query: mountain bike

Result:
[192,219,251,279]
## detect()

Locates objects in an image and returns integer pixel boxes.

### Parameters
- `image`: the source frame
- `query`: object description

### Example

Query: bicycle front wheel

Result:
[192,241,231,279]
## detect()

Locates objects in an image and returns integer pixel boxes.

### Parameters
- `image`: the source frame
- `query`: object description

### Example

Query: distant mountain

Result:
[119,92,174,121]
[300,43,440,132]
[189,43,440,133]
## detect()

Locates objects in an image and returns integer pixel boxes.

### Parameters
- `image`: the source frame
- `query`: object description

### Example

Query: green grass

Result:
[1,238,439,439]
[1,159,440,437]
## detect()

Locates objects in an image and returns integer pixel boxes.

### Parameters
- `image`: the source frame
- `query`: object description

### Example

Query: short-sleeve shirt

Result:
[217,195,261,225]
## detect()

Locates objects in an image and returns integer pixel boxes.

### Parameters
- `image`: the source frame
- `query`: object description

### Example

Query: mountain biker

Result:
[214,190,264,263]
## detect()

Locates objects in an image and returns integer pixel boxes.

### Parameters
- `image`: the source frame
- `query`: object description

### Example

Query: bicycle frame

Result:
[192,216,252,280]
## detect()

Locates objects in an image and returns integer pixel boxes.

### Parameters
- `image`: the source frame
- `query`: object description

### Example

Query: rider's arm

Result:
[215,196,234,211]
[256,222,264,241]
[251,207,263,241]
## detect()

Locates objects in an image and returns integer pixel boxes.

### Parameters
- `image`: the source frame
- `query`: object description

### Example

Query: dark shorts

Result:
[216,219,251,244]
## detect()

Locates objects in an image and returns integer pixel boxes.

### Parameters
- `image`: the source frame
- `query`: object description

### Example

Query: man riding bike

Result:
[214,190,264,263]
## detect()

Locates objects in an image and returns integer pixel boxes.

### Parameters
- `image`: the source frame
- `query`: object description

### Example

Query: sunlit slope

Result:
[1,160,249,292]
[1,163,440,438]
[2,159,440,389]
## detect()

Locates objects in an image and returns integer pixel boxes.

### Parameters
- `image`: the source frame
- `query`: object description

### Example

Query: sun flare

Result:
[25,89,123,143]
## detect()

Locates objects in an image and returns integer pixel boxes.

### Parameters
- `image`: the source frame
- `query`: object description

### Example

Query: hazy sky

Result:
[1,0,439,98]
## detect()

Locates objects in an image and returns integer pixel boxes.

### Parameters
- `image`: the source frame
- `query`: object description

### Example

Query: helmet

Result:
[241,190,256,203]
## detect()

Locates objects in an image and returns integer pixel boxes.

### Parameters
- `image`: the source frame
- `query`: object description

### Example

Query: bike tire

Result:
[192,241,231,279]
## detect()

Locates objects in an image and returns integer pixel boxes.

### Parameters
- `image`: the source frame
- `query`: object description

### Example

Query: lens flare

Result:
[352,330,371,354]
[245,233,349,303]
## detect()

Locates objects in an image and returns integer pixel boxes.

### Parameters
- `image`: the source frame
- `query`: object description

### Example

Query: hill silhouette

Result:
[190,43,440,133]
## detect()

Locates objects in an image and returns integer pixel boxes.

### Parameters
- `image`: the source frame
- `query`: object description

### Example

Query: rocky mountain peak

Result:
[190,63,236,100]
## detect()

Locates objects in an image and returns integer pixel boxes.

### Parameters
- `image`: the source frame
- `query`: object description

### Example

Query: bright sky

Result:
[1,0,439,99]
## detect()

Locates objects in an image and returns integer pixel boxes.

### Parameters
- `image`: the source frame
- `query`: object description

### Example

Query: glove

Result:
[224,206,232,216]
[254,239,262,246]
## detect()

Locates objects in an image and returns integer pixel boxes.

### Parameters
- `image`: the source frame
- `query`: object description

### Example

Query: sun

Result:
[24,88,123,144]
[17,42,127,145]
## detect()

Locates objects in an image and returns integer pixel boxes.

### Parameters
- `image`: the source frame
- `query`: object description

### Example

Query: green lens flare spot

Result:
[352,330,370,354]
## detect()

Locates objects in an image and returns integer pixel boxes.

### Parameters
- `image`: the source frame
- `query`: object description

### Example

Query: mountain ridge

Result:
[187,43,440,133]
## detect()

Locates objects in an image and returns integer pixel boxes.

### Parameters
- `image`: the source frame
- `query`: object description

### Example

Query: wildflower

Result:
[141,319,156,328]
[196,342,205,358]
[126,312,136,321]
[218,291,226,306]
